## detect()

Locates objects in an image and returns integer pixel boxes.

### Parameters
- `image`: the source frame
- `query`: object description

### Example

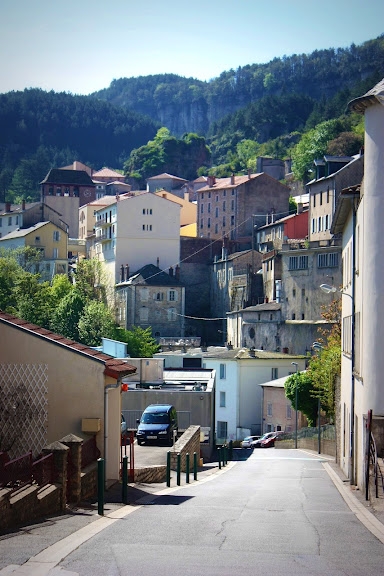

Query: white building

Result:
[331,78,384,490]
[155,346,306,441]
[92,192,181,286]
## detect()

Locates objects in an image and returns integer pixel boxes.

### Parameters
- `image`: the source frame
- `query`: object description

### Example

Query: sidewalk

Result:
[0,462,221,573]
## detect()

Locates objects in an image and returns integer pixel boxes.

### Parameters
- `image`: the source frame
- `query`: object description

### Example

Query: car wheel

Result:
[137,439,143,446]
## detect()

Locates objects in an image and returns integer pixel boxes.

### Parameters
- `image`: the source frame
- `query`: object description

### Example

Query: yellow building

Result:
[0,221,68,280]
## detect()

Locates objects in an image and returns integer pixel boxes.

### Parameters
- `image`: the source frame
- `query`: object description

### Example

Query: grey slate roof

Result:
[118,264,183,287]
[40,169,95,186]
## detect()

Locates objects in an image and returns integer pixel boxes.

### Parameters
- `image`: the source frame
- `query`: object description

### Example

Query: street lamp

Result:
[312,342,324,455]
[291,362,299,449]
[320,282,355,485]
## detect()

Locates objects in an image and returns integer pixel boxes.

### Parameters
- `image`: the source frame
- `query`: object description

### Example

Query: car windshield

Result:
[141,412,168,424]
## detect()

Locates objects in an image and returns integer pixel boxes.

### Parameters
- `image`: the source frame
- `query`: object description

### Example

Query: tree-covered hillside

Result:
[0,89,159,202]
[94,36,384,137]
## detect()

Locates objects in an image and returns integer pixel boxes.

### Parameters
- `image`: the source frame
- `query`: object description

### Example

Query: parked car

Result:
[251,432,277,448]
[260,431,287,448]
[136,404,178,446]
[241,435,260,448]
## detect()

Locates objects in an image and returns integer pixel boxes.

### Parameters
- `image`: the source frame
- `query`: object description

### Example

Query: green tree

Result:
[78,301,117,347]
[0,252,24,311]
[13,273,53,328]
[284,371,318,426]
[50,290,86,341]
[291,119,345,181]
[74,258,111,304]
[115,326,160,358]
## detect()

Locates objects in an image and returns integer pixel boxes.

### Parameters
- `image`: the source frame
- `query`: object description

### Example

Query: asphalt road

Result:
[56,449,384,576]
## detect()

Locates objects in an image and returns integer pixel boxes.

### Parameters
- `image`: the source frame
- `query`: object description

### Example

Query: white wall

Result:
[203,359,239,441]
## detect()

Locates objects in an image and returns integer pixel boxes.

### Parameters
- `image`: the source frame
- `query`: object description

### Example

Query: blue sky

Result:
[1,0,383,95]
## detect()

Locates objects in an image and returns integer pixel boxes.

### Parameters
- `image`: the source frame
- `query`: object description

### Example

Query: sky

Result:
[1,0,383,96]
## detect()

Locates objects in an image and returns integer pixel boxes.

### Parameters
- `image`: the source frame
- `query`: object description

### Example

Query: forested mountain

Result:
[94,36,384,137]
[0,89,159,201]
[0,35,383,203]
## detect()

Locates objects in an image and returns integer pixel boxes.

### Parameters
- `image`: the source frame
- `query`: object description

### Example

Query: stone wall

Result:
[0,484,61,534]
[170,425,201,472]
[276,437,336,457]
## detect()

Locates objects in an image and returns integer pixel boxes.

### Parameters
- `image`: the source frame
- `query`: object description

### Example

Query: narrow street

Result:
[51,449,384,576]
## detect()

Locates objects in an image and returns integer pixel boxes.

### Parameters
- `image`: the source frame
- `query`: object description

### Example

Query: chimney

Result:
[207,175,213,187]
[248,169,251,180]
[157,257,160,268]
[230,173,235,185]
[184,192,189,202]
[116,194,120,201]
[175,265,180,280]
[169,266,174,277]
[5,202,11,213]
[120,265,125,283]
[22,199,26,210]
[125,264,129,280]
[297,202,303,214]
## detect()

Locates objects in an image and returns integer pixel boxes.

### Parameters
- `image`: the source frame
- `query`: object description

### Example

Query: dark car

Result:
[251,432,276,448]
[136,404,178,446]
[260,431,286,448]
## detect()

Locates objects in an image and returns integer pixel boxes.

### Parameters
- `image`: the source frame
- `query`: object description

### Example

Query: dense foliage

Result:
[0,89,159,202]
[124,128,211,187]
[0,248,159,356]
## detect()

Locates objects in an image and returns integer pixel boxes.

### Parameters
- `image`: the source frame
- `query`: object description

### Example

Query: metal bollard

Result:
[166,451,171,487]
[218,447,222,469]
[224,444,228,465]
[177,453,181,486]
[122,456,128,504]
[229,440,233,461]
[186,453,190,483]
[97,458,105,516]
[193,452,198,480]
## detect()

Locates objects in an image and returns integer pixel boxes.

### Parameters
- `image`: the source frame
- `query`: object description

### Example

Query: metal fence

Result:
[285,424,335,441]
[0,450,56,493]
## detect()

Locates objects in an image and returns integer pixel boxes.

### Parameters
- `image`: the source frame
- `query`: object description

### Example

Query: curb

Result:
[323,462,384,544]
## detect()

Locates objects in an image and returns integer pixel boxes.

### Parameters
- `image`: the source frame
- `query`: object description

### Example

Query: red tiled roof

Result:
[0,311,136,379]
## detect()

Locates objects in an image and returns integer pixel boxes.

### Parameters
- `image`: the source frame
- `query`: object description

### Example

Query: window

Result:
[231,189,235,195]
[0,220,2,227]
[216,195,219,202]
[215,224,218,234]
[53,248,58,258]
[220,391,226,407]
[286,404,292,419]
[318,252,339,268]
[223,201,226,211]
[53,230,60,241]
[201,204,204,214]
[293,289,296,297]
[231,215,234,226]
[140,288,149,301]
[231,199,235,210]
[142,224,145,230]
[312,219,316,234]
[35,236,40,243]
[207,217,211,228]
[139,307,149,322]
[318,216,322,231]
[215,207,219,217]
[313,194,316,207]
[48,186,54,196]
[267,403,273,416]
[292,313,296,320]
[155,292,164,301]
[168,290,177,301]
[217,421,227,440]
[289,255,308,270]
[223,190,226,197]
[222,216,226,227]
[208,203,211,213]
[64,187,70,196]
[8,217,12,226]
[327,187,330,203]
[167,307,176,321]
[342,314,352,355]
[219,364,226,379]
[56,187,62,196]
[271,368,278,380]
[143,208,145,215]
[320,192,323,205]
[15,216,19,225]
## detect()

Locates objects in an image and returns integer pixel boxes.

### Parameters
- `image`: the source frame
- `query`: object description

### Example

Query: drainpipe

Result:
[104,377,122,488]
